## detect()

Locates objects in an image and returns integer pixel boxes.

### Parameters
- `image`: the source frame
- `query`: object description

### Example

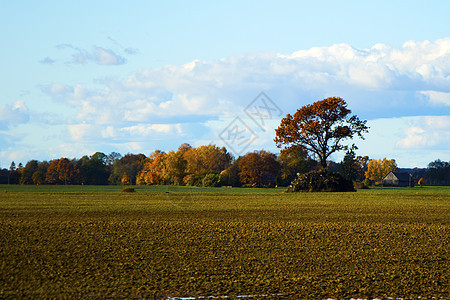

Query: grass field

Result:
[0,186,449,299]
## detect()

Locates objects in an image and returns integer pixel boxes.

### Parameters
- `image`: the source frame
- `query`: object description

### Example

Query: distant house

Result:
[383,171,414,187]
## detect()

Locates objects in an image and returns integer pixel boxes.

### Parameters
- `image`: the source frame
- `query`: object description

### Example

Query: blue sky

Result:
[1,0,450,168]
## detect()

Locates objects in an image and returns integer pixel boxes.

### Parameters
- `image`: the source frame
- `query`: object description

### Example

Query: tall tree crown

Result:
[274,97,368,169]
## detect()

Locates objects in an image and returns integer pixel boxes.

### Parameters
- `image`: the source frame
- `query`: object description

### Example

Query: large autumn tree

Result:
[46,158,80,184]
[183,144,233,185]
[136,150,168,185]
[274,97,368,169]
[239,150,281,187]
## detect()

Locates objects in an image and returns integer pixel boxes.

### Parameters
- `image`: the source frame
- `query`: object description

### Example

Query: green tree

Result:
[339,150,358,182]
[32,161,49,185]
[278,145,315,186]
[220,159,242,187]
[109,153,146,185]
[425,159,450,185]
[20,160,39,184]
[106,152,122,166]
[77,152,109,185]
[202,173,221,187]
[8,161,20,184]
[355,155,369,182]
[275,97,369,169]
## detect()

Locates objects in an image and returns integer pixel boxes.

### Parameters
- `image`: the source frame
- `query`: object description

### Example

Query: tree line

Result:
[0,144,448,187]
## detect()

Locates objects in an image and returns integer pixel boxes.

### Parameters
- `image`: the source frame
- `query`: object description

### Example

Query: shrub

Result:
[418,177,426,187]
[120,187,135,193]
[184,174,205,187]
[353,181,369,190]
[202,173,221,187]
[287,169,355,192]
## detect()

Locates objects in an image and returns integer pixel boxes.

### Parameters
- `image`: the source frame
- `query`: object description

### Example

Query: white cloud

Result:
[423,115,450,130]
[353,116,450,167]
[120,124,183,136]
[68,124,93,141]
[55,44,126,65]
[13,38,449,167]
[47,38,450,127]
[95,47,126,65]
[0,101,30,129]
[396,127,429,149]
[420,90,450,106]
[101,126,117,138]
[396,116,450,149]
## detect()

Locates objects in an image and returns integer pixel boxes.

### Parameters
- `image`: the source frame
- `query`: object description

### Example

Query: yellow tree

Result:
[365,158,397,184]
[165,143,191,185]
[121,173,131,185]
[137,151,168,185]
[183,144,232,184]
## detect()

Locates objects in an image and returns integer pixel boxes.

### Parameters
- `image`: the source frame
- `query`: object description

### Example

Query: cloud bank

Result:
[5,38,450,167]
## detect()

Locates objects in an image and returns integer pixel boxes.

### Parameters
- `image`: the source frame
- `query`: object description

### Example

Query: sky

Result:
[1,0,450,169]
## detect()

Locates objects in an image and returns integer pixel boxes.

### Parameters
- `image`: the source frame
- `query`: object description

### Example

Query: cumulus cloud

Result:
[396,116,450,149]
[420,90,450,106]
[68,124,93,141]
[396,127,429,149]
[0,101,30,130]
[33,38,450,165]
[46,38,450,122]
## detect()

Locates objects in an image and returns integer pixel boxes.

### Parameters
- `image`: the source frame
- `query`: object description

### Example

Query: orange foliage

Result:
[238,150,280,187]
[418,177,426,187]
[136,151,168,185]
[275,97,368,169]
[46,158,80,184]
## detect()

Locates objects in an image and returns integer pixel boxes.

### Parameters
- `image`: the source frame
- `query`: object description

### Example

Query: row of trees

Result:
[339,153,450,186]
[3,152,122,186]
[425,159,450,185]
[1,145,288,187]
[1,144,447,187]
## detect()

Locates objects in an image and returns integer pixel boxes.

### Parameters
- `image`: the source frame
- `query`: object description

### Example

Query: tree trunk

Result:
[320,157,328,169]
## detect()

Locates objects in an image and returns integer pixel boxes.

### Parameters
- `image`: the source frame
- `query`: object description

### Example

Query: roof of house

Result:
[385,171,411,182]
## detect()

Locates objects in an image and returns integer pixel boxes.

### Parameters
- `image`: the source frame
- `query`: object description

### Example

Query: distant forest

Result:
[1,143,449,187]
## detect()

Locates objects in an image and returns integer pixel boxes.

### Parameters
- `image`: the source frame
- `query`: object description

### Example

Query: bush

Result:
[202,173,221,187]
[120,187,135,193]
[363,178,372,187]
[287,169,355,192]
[353,181,369,190]
[184,175,204,187]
